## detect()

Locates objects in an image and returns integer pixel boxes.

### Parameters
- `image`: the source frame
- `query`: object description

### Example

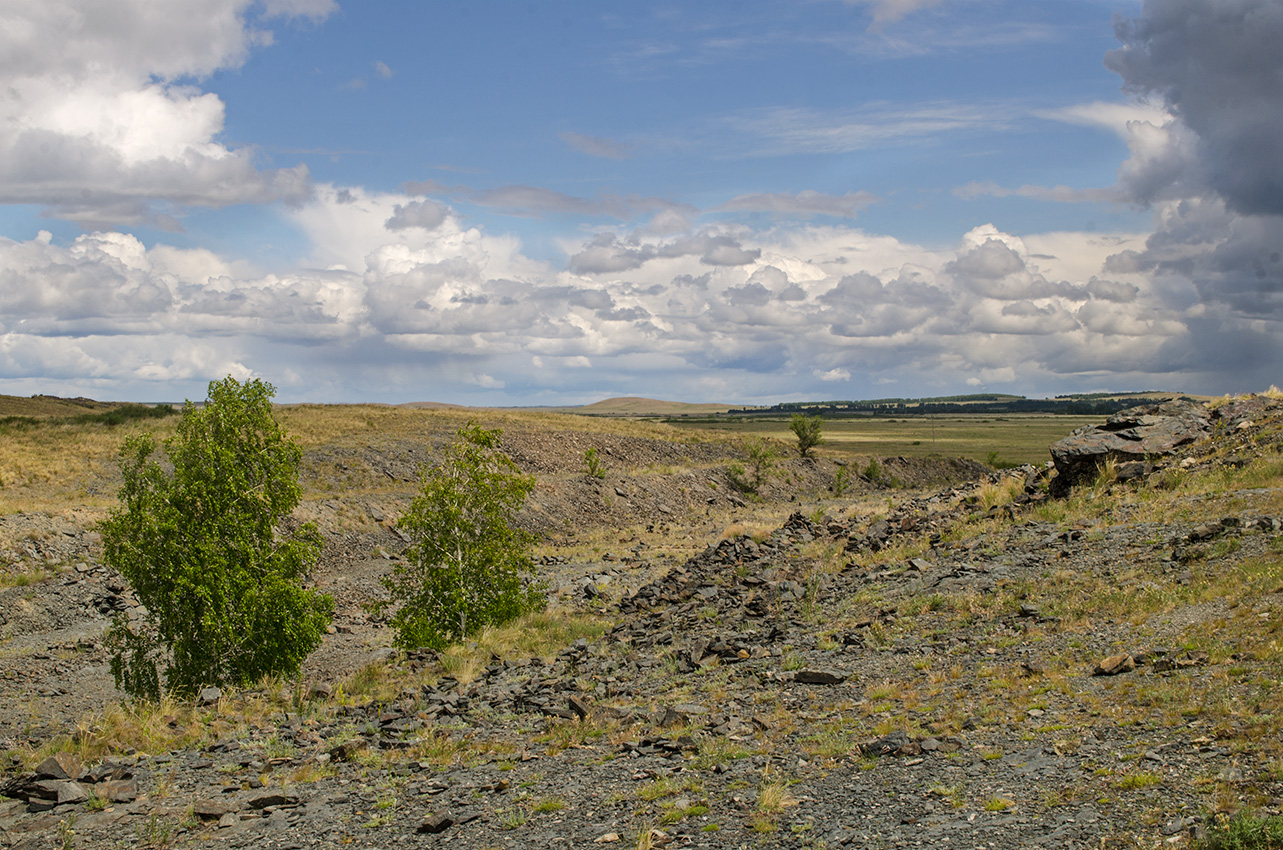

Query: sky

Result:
[0,0,1279,405]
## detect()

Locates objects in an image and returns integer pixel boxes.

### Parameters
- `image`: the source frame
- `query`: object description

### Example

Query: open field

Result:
[666,413,1107,466]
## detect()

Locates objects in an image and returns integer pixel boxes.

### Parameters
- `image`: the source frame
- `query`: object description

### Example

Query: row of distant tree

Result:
[720,392,1178,418]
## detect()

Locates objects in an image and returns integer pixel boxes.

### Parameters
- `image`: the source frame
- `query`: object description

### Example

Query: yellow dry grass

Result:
[0,419,177,514]
[275,403,707,449]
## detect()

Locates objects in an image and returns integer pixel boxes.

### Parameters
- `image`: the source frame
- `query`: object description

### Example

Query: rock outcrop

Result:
[1049,398,1211,496]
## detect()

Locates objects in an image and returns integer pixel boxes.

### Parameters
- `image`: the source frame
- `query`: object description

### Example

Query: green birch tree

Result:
[381,422,545,650]
[99,377,333,699]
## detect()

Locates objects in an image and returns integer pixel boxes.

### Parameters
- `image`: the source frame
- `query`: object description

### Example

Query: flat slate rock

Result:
[795,669,847,685]
[1049,399,1210,495]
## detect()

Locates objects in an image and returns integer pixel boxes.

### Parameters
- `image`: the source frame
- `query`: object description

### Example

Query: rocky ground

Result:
[1,398,1282,849]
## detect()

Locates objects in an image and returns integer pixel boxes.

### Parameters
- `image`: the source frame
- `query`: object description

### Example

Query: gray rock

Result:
[34,753,82,781]
[52,781,88,805]
[1049,400,1210,496]
[795,669,847,685]
[95,778,138,803]
[417,811,456,834]
[1093,654,1135,676]
[194,797,241,819]
[247,791,299,809]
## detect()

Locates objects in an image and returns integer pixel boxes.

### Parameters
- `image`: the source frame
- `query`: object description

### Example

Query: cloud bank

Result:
[0,0,1277,403]
[0,0,326,227]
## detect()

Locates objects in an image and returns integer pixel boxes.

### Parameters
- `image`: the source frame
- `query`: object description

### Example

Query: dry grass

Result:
[669,413,1109,465]
[276,404,707,450]
[972,475,1026,510]
[0,419,172,513]
[35,681,310,769]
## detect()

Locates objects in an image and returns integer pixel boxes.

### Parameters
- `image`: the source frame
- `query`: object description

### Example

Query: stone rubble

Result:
[1,394,1281,848]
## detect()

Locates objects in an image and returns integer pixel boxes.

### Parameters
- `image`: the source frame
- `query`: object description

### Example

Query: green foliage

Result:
[0,404,175,433]
[381,422,546,650]
[583,447,606,479]
[986,450,1022,470]
[789,413,824,458]
[728,437,779,494]
[71,404,177,427]
[831,463,853,496]
[98,377,332,699]
[1197,813,1283,850]
[863,458,882,482]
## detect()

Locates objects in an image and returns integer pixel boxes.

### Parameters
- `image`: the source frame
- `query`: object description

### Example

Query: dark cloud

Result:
[724,282,772,307]
[946,237,1070,300]
[568,234,653,275]
[1107,0,1283,216]
[571,232,761,275]
[702,243,760,266]
[385,199,448,231]
[0,127,312,227]
[1117,199,1283,319]
[820,272,883,304]
[1084,277,1140,303]
[950,238,1024,280]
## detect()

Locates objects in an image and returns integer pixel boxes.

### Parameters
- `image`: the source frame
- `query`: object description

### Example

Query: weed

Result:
[929,784,965,809]
[57,814,75,850]
[497,808,527,830]
[758,781,799,813]
[1116,771,1163,791]
[584,448,606,480]
[135,813,174,848]
[533,797,567,813]
[661,801,708,824]
[1197,812,1283,849]
[832,463,854,496]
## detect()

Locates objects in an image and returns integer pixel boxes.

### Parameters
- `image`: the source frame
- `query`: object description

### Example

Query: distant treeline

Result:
[1053,390,1166,400]
[719,393,1178,418]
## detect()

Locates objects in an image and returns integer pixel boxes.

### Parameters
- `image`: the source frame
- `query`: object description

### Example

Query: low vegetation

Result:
[789,413,824,458]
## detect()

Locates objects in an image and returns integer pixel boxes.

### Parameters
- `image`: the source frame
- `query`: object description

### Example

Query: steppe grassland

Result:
[668,413,1104,465]
[0,403,709,516]
[0,417,173,514]
[274,403,710,449]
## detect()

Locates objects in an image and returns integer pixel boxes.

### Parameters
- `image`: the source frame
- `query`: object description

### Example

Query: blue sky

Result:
[0,0,1279,404]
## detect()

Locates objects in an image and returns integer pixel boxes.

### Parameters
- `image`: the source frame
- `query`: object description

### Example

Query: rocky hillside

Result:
[1,395,1281,849]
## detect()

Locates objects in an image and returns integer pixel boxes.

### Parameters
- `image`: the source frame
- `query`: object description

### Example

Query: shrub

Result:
[986,450,1021,470]
[381,422,545,650]
[98,377,333,700]
[584,447,606,479]
[789,414,824,458]
[831,464,853,496]
[728,437,779,494]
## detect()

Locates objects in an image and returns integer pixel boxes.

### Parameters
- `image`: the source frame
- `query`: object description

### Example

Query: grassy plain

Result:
[665,413,1106,466]
[0,402,1106,515]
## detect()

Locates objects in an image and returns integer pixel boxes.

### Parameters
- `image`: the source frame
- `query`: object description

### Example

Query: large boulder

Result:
[1049,399,1211,496]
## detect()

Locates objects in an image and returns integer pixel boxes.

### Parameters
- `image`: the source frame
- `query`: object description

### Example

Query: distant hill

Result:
[0,394,116,418]
[573,397,743,417]
[396,401,467,410]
